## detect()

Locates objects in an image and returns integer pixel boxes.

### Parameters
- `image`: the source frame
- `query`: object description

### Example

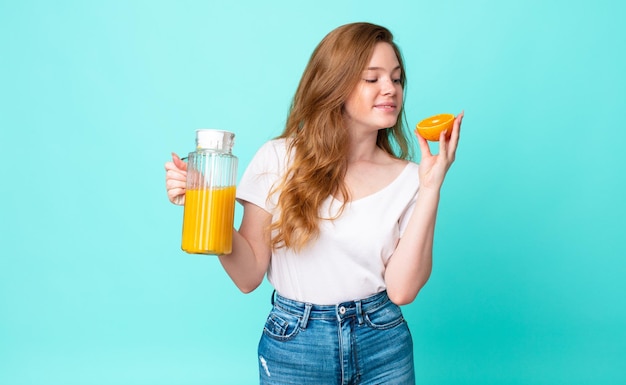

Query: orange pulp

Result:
[415,113,455,141]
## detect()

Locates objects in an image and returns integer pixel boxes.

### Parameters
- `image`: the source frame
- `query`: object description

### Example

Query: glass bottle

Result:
[181,129,238,255]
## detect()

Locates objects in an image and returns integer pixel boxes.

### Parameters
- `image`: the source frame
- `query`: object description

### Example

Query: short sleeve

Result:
[236,139,288,213]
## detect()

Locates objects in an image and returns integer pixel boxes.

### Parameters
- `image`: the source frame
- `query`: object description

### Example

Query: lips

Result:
[374,103,397,111]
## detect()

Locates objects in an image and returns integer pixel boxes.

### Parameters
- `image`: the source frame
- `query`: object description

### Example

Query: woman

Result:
[165,22,463,384]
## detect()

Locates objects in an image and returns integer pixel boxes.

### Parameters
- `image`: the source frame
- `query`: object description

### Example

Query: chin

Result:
[380,119,399,129]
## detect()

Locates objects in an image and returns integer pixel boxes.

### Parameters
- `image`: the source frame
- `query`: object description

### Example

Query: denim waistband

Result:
[271,290,391,327]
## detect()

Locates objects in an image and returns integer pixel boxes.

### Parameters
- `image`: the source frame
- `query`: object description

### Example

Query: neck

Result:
[347,133,381,163]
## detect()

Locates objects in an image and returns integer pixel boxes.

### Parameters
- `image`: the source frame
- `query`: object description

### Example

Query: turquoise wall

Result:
[1,0,624,384]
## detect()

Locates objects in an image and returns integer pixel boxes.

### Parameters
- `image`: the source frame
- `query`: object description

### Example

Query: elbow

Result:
[238,284,258,294]
[387,276,430,305]
[236,278,263,294]
[387,289,419,306]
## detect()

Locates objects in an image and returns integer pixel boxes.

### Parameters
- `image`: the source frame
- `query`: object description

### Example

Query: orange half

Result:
[415,113,455,141]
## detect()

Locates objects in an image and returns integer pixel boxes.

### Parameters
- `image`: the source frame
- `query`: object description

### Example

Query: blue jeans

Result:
[258,291,415,384]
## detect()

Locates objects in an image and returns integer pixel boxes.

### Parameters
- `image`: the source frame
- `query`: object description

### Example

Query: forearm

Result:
[218,228,269,293]
[385,187,441,305]
[386,109,462,304]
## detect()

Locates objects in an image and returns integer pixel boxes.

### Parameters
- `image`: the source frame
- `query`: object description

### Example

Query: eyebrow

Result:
[365,66,402,71]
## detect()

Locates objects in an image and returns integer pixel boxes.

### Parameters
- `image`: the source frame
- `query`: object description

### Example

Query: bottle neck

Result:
[195,147,232,155]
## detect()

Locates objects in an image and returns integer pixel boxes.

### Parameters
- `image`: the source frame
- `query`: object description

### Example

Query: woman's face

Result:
[344,42,403,134]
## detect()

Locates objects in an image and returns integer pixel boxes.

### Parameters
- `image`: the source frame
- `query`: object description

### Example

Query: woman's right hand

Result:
[165,152,188,205]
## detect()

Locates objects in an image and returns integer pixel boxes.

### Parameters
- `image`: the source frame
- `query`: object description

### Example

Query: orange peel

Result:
[415,113,455,141]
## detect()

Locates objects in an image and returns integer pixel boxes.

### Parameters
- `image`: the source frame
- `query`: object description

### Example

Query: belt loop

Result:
[270,290,276,306]
[300,303,312,329]
[356,300,364,325]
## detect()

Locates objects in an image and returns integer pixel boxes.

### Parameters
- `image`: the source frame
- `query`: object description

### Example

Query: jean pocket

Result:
[262,307,302,341]
[364,301,405,330]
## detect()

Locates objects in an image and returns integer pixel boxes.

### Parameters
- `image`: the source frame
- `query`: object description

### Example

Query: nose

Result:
[381,77,396,96]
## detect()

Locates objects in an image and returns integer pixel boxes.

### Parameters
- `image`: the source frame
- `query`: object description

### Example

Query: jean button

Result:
[339,306,346,315]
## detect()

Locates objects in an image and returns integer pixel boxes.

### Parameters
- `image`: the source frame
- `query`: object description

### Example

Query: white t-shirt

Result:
[236,139,420,305]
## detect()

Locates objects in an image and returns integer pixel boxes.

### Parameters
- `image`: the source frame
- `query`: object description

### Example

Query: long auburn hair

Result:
[270,22,412,251]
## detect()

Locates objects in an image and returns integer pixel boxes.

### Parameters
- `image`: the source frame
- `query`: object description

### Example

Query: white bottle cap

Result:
[195,129,235,152]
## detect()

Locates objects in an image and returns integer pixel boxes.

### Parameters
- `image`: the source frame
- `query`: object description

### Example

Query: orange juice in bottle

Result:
[181,129,238,255]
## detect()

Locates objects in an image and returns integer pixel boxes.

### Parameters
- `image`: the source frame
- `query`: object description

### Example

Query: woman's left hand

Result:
[416,111,464,191]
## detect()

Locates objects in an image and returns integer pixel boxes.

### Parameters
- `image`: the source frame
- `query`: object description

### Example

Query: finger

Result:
[452,110,463,140]
[165,168,187,182]
[447,111,464,157]
[439,129,448,159]
[167,186,186,198]
[172,152,188,171]
[416,130,432,158]
[164,160,187,173]
[166,177,187,190]
[166,184,186,200]
[167,187,186,205]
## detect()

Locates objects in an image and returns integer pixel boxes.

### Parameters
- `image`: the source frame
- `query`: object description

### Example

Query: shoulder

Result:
[394,160,420,191]
[405,159,420,174]
[246,138,293,174]
[380,154,418,177]
[254,138,290,159]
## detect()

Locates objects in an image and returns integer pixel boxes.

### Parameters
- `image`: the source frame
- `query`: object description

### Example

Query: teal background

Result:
[1,0,625,384]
